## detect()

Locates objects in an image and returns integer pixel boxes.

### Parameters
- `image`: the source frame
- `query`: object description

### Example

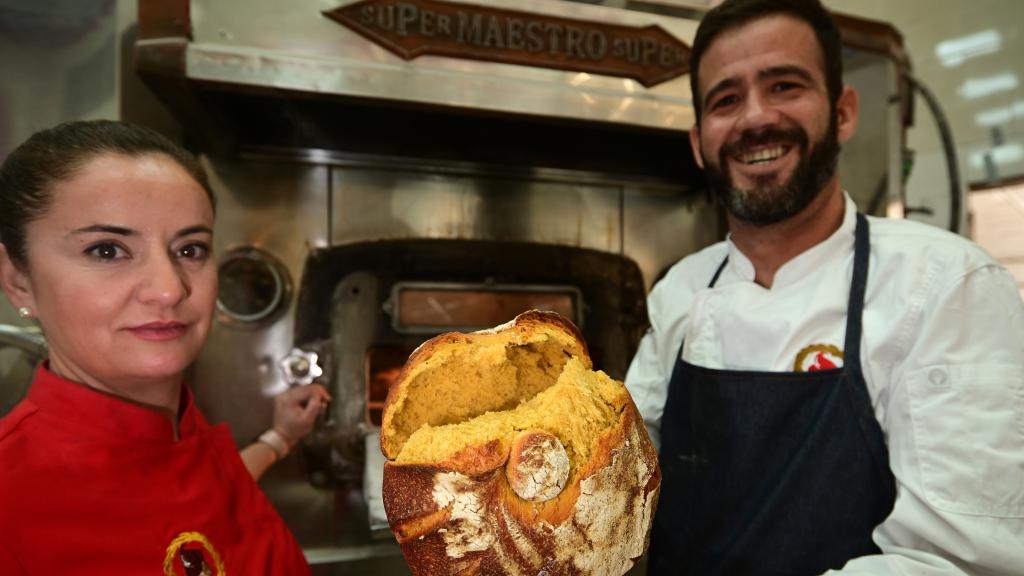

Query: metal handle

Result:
[0,324,47,358]
[279,347,324,386]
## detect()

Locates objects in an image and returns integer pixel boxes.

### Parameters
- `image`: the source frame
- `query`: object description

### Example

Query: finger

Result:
[285,384,319,405]
[307,383,331,401]
[300,396,322,421]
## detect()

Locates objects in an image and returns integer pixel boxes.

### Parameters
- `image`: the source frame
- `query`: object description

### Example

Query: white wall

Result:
[823,0,1024,232]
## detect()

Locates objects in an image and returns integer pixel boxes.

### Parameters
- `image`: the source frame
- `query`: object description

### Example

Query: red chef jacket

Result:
[0,364,310,575]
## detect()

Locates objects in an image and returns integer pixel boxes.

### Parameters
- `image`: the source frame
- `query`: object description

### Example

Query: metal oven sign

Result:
[323,0,691,87]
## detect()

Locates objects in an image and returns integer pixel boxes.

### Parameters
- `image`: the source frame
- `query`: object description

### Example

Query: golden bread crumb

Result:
[396,357,625,479]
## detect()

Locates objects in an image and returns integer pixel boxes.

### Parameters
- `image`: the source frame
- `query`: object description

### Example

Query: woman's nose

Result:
[137,253,191,305]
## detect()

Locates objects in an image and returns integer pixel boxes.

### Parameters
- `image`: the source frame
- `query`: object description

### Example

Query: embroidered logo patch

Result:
[793,344,843,372]
[163,531,225,576]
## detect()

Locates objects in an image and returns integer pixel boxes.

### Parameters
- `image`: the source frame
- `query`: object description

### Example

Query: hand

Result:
[271,384,332,447]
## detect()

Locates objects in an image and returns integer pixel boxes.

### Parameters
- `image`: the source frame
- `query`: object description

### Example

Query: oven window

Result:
[391,282,580,333]
[365,346,409,426]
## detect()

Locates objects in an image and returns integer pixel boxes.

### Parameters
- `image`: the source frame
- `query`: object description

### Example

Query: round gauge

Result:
[216,247,291,325]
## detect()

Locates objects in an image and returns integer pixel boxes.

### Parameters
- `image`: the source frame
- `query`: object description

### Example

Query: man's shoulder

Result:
[867,215,999,271]
[654,240,730,293]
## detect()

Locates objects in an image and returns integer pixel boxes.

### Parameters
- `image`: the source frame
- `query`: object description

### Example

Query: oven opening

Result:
[390,282,581,333]
[365,346,408,427]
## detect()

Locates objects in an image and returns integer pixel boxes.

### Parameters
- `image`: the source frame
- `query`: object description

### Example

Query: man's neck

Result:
[727,183,846,289]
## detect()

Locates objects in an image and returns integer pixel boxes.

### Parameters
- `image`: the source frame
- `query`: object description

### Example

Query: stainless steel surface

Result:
[624,186,723,291]
[174,0,699,131]
[0,326,47,417]
[330,166,625,252]
[0,325,46,357]
[191,158,329,444]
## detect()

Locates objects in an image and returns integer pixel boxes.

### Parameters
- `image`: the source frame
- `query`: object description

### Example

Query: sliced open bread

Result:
[380,310,660,576]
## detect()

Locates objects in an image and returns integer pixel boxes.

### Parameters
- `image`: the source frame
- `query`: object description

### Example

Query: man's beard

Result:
[701,113,840,226]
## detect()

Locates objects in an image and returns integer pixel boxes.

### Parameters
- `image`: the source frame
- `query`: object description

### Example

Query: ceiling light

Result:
[936,30,1001,67]
[976,100,1024,127]
[959,73,1018,100]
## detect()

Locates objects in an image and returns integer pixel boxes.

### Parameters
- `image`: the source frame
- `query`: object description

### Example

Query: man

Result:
[625,0,1024,574]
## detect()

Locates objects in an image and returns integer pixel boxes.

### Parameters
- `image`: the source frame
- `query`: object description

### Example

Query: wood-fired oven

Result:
[117,0,912,571]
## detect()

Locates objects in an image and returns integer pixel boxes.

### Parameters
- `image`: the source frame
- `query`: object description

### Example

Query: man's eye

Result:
[772,82,798,92]
[86,243,127,261]
[710,95,738,109]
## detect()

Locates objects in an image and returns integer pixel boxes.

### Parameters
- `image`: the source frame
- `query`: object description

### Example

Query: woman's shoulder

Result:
[0,400,41,449]
[0,401,49,523]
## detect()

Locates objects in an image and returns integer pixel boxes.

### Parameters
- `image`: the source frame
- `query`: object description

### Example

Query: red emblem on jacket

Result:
[794,344,844,372]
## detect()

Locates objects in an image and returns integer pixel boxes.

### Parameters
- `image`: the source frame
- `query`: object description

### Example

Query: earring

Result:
[17,306,31,318]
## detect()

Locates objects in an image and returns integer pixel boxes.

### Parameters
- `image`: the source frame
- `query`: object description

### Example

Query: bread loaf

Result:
[380,310,661,575]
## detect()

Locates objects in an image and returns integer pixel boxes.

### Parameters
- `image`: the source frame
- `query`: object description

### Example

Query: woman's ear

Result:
[0,244,36,312]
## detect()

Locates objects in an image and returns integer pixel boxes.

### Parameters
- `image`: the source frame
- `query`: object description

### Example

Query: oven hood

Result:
[133,0,705,184]
[135,0,700,131]
[133,0,907,188]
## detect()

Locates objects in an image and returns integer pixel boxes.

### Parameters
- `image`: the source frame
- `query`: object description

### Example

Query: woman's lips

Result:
[126,322,188,341]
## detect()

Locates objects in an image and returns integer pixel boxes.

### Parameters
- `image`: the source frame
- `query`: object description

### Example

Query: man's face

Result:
[690,14,857,226]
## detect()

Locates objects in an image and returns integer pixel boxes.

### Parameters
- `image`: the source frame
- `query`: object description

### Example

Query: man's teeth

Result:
[741,146,786,165]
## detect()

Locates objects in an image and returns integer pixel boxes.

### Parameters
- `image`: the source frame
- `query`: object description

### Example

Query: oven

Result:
[116,0,912,572]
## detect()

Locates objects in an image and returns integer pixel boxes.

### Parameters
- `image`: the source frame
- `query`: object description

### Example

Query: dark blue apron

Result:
[647,214,896,576]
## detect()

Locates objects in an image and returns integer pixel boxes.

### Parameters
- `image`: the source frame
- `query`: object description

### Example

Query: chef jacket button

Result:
[928,368,948,386]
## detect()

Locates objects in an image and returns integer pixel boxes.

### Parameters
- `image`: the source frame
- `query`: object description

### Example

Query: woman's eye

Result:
[178,243,210,261]
[86,243,127,261]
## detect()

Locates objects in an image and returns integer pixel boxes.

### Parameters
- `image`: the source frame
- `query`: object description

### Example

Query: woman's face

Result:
[8,153,217,392]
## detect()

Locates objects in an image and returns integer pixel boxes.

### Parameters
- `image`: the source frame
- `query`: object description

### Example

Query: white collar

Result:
[722,192,858,289]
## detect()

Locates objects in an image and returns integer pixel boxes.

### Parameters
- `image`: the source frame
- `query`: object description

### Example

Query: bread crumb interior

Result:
[396,356,624,478]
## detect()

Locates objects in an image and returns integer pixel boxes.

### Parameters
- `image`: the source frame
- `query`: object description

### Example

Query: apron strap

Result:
[842,214,895,498]
[843,213,870,380]
[708,257,729,289]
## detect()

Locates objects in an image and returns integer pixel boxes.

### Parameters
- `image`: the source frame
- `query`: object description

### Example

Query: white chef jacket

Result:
[625,193,1024,575]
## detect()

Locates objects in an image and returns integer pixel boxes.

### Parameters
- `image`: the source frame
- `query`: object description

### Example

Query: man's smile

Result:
[738,145,791,165]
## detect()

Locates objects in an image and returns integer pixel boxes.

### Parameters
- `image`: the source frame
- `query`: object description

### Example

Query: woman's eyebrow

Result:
[68,224,136,237]
[175,225,213,239]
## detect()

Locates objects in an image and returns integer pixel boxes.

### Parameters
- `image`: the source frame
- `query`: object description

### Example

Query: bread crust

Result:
[380,311,660,575]
[505,430,570,503]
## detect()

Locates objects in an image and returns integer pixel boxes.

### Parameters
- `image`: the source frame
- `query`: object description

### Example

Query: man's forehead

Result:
[696,13,827,94]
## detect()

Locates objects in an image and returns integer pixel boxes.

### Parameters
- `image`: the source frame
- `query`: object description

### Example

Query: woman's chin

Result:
[121,357,193,384]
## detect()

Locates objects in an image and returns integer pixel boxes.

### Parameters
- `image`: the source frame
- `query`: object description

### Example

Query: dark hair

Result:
[0,120,214,270]
[689,0,843,120]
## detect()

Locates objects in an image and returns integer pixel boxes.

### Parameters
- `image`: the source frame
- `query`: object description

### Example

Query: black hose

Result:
[906,74,962,233]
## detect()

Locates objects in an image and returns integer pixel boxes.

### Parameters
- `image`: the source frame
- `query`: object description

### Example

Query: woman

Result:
[0,120,327,575]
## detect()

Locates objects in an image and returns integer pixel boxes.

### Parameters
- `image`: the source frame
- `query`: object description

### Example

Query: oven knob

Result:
[280,348,324,386]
